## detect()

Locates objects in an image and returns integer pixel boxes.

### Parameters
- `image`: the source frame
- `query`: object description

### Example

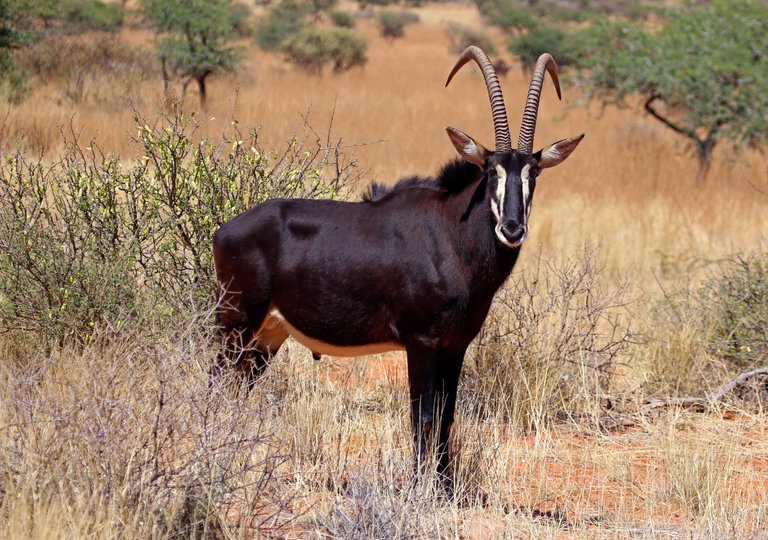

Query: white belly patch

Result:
[263,308,404,358]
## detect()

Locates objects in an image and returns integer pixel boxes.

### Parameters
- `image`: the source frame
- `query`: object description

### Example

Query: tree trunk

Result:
[695,140,716,184]
[644,95,720,183]
[694,123,721,183]
[181,77,192,101]
[196,74,207,110]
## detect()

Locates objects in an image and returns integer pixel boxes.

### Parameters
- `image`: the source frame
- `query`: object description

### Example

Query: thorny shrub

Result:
[283,27,368,75]
[445,23,498,57]
[327,9,356,28]
[0,110,359,345]
[254,0,310,52]
[14,32,151,105]
[0,316,299,538]
[508,23,579,74]
[461,247,635,431]
[58,0,125,33]
[645,250,768,397]
[376,10,419,41]
[699,253,768,369]
[315,474,446,538]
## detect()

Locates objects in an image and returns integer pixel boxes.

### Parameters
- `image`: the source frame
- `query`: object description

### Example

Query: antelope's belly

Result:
[263,308,405,358]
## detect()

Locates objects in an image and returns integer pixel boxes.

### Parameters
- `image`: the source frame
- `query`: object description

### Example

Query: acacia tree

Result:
[142,0,240,109]
[0,0,46,101]
[576,1,768,182]
[0,1,20,70]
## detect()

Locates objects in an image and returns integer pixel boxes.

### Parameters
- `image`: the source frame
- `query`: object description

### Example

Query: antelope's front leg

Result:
[406,347,466,488]
[406,350,438,474]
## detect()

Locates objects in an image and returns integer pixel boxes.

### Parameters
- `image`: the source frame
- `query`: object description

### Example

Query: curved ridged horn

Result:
[446,46,512,152]
[518,53,561,155]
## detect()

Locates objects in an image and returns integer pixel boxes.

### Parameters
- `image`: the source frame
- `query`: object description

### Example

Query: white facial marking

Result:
[494,164,507,211]
[493,164,515,247]
[521,163,531,210]
[490,164,502,220]
[520,164,532,243]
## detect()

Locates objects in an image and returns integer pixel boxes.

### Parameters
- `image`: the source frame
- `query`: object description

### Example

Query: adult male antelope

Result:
[212,46,583,480]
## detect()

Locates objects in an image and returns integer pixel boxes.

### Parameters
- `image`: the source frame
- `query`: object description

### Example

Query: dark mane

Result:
[363,159,481,202]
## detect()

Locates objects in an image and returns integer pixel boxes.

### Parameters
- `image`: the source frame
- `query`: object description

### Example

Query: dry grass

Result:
[1,2,768,538]
[2,327,766,538]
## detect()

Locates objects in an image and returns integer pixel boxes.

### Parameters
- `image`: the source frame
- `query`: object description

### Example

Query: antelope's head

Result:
[446,47,584,248]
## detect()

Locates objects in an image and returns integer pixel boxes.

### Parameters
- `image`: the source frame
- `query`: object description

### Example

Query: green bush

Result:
[508,23,578,72]
[308,0,338,15]
[60,0,124,32]
[376,10,419,41]
[476,0,535,32]
[477,0,658,27]
[0,61,28,104]
[359,0,398,6]
[283,27,332,74]
[229,2,254,38]
[255,0,309,51]
[644,251,768,397]
[445,23,497,56]
[327,28,367,72]
[0,112,359,345]
[699,253,768,369]
[283,27,367,74]
[327,9,355,28]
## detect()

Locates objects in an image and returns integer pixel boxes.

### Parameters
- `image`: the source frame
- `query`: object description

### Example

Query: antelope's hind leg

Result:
[211,292,287,390]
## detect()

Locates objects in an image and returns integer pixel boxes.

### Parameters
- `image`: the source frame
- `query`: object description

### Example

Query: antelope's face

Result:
[445,46,584,249]
[448,127,584,249]
[487,151,537,247]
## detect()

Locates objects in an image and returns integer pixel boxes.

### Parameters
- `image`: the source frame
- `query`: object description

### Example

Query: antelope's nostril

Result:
[501,223,527,243]
[502,220,518,232]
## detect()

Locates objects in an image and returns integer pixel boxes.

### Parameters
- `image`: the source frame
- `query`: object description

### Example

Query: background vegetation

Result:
[0,0,766,537]
[142,0,241,108]
[256,0,369,74]
[0,111,358,344]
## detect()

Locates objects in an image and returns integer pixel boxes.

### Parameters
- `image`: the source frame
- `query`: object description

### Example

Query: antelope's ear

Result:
[534,134,584,169]
[447,127,488,167]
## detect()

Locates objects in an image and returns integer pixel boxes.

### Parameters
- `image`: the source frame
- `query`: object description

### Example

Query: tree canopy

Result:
[576,0,768,181]
[254,0,368,75]
[142,0,241,108]
[0,0,33,101]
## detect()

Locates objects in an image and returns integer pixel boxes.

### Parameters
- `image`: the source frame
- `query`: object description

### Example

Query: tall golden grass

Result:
[1,3,767,537]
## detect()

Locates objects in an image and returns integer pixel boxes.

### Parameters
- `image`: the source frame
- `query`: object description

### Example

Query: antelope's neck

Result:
[447,177,520,289]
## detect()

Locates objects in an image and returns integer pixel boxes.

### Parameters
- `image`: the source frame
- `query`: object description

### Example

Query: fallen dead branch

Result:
[640,367,768,415]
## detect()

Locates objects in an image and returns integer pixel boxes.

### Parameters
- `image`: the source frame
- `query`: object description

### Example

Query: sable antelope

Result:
[212,46,583,481]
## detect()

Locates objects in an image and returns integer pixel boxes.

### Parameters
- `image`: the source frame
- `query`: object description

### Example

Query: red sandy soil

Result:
[321,355,768,537]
